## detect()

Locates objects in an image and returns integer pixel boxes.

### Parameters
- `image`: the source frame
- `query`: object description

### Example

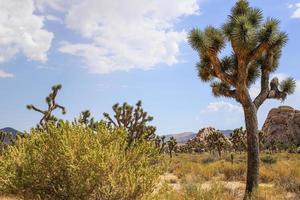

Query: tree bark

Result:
[169,150,172,158]
[243,103,259,199]
[218,148,222,157]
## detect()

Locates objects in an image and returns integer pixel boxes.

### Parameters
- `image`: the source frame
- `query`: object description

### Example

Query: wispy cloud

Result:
[0,70,14,78]
[197,101,243,129]
[202,101,242,113]
[289,3,300,18]
[97,83,140,91]
[36,65,57,70]
[45,15,63,23]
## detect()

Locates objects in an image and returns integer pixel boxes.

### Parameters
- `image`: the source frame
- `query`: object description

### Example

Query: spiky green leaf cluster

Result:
[280,77,296,95]
[188,26,225,53]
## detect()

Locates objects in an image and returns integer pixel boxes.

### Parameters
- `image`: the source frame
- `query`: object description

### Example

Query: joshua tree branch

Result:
[248,42,268,62]
[207,51,236,86]
[212,87,236,98]
[29,105,46,114]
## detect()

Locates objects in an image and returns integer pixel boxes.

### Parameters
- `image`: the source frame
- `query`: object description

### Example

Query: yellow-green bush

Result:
[0,123,163,200]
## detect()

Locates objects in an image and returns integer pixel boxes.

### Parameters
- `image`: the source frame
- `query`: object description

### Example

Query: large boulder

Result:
[262,106,300,146]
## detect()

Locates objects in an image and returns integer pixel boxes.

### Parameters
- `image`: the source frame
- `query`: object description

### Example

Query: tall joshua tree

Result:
[27,84,66,129]
[188,0,296,198]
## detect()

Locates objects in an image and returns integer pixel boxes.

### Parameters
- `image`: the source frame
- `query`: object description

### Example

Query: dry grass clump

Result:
[220,163,246,181]
[260,154,300,193]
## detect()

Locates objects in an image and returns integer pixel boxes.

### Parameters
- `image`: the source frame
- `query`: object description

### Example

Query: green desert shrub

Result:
[201,155,218,164]
[0,123,163,200]
[261,155,277,164]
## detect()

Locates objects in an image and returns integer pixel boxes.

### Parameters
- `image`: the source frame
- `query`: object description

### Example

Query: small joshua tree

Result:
[186,137,206,153]
[155,135,166,154]
[0,131,14,152]
[188,1,296,197]
[79,110,91,124]
[205,130,231,157]
[167,136,177,158]
[0,131,8,152]
[230,127,247,153]
[77,110,96,128]
[103,100,156,146]
[27,84,66,129]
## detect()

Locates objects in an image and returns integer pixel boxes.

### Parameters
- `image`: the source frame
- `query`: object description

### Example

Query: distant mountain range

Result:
[164,132,197,144]
[1,127,20,135]
[1,126,232,144]
[164,129,233,144]
[0,127,21,144]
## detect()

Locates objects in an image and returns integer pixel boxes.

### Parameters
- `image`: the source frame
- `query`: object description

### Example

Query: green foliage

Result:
[261,155,277,164]
[200,155,218,164]
[26,84,66,129]
[0,123,163,200]
[280,77,296,95]
[103,100,156,147]
[229,127,247,152]
[205,130,231,157]
[0,131,10,153]
[76,110,97,128]
[185,137,206,153]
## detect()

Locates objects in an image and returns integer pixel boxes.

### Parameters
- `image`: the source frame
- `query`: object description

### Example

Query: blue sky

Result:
[0,0,299,134]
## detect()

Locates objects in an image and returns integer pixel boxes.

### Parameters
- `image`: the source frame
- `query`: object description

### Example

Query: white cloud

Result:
[0,0,53,63]
[45,15,63,23]
[203,101,242,113]
[289,3,300,18]
[49,0,199,74]
[198,101,243,129]
[0,70,14,78]
[34,0,68,12]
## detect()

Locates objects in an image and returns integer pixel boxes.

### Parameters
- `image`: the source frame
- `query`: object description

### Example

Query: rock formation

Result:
[262,106,300,146]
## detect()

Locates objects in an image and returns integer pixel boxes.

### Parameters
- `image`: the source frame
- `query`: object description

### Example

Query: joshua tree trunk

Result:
[243,103,259,199]
[218,148,222,157]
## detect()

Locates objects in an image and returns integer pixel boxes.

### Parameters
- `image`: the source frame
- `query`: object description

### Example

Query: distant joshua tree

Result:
[230,127,247,153]
[77,110,96,128]
[155,135,167,154]
[167,136,177,158]
[27,84,66,129]
[186,137,206,153]
[0,131,13,152]
[103,100,156,146]
[205,130,231,157]
[188,0,296,197]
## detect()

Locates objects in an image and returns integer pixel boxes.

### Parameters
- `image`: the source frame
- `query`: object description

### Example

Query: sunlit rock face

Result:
[262,106,300,146]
